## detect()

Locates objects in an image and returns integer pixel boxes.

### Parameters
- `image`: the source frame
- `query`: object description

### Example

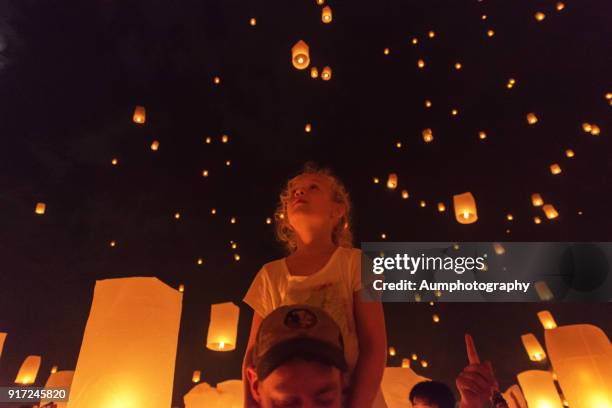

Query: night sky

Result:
[0,0,611,406]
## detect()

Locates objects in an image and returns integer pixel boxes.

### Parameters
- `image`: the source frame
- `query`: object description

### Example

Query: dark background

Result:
[0,0,611,406]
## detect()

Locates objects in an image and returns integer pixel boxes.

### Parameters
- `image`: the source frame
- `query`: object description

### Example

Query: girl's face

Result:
[286,174,344,233]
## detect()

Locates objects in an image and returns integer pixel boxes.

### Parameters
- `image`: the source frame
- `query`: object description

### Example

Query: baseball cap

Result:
[252,304,347,380]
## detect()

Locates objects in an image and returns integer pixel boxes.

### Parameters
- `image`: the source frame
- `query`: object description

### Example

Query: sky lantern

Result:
[316,0,324,4]
[507,78,516,89]
[388,346,396,356]
[545,324,612,408]
[265,217,272,224]
[590,124,601,135]
[487,29,495,37]
[516,370,563,408]
[41,370,74,408]
[451,108,458,116]
[111,158,118,165]
[582,122,592,133]
[174,212,181,220]
[310,67,319,78]
[411,353,418,361]
[428,30,435,38]
[422,128,433,142]
[432,314,440,323]
[521,333,546,361]
[321,6,332,23]
[51,365,58,374]
[151,140,159,151]
[493,243,506,255]
[109,240,116,247]
[35,202,46,215]
[386,173,398,189]
[202,170,209,177]
[0,343,12,368]
[373,177,380,184]
[401,358,410,368]
[527,113,538,125]
[507,213,514,221]
[417,58,425,68]
[14,355,41,384]
[565,149,575,158]
[401,190,409,199]
[478,131,487,140]
[321,66,332,80]
[481,14,487,20]
[533,216,542,225]
[419,200,426,208]
[197,258,203,265]
[556,2,565,11]
[421,360,428,368]
[305,123,312,133]
[213,76,221,85]
[437,202,446,212]
[206,302,240,351]
[453,192,478,224]
[383,47,390,55]
[249,18,256,26]
[537,310,557,329]
[67,278,182,408]
[425,99,432,108]
[531,193,544,207]
[179,283,185,292]
[132,106,145,124]
[192,370,201,383]
[549,163,562,175]
[411,37,418,45]
[534,281,553,300]
[221,134,229,143]
[291,40,310,70]
[543,204,559,219]
[534,12,546,22]
[454,62,462,70]
[211,208,216,215]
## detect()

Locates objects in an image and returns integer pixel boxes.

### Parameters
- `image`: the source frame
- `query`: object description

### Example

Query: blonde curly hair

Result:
[275,163,353,253]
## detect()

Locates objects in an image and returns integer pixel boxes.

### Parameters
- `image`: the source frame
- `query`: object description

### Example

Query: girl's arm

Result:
[347,291,387,408]
[242,312,263,408]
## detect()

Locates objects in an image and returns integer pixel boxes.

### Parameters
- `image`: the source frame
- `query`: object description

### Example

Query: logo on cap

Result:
[284,308,317,329]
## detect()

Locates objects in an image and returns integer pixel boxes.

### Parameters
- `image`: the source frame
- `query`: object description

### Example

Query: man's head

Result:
[409,380,456,408]
[246,305,347,408]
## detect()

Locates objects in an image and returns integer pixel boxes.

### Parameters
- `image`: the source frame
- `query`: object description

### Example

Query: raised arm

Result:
[347,290,387,408]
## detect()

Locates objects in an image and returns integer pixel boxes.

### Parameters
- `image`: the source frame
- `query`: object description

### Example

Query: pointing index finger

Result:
[465,333,481,365]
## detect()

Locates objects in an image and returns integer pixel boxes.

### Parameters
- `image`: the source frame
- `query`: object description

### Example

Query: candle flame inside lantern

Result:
[35,202,46,215]
[386,173,398,189]
[321,6,332,23]
[321,66,332,80]
[527,113,538,125]
[133,106,146,124]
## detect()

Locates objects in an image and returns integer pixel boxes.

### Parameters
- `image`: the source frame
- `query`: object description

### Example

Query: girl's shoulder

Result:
[259,257,288,278]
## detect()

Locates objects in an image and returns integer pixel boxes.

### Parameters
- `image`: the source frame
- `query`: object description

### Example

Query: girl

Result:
[242,164,387,407]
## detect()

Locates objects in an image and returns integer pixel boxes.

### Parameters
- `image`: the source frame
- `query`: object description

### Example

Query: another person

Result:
[243,164,387,407]
[409,380,456,408]
[246,304,349,408]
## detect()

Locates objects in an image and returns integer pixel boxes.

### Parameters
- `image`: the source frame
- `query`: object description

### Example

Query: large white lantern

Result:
[67,277,183,408]
[15,355,41,385]
[545,324,612,408]
[516,370,563,408]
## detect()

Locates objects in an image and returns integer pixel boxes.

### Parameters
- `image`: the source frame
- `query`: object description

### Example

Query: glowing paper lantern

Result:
[206,302,240,351]
[531,193,544,207]
[192,370,201,383]
[534,216,542,224]
[383,48,390,55]
[184,380,244,408]
[310,67,319,79]
[321,66,332,80]
[35,202,46,215]
[432,314,440,323]
[537,310,557,330]
[517,370,563,408]
[411,37,418,45]
[534,12,546,21]
[401,190,409,199]
[0,332,7,360]
[590,124,601,136]
[549,163,562,175]
[321,6,332,23]
[305,123,312,133]
[111,158,118,165]
[386,173,398,190]
[67,277,182,408]
[417,59,425,68]
[151,140,159,151]
[249,18,256,26]
[545,324,612,408]
[428,30,435,38]
[401,358,410,368]
[507,213,514,221]
[388,347,396,356]
[565,149,574,158]
[421,360,428,368]
[503,384,528,408]
[422,128,433,142]
[179,283,185,292]
[380,367,430,408]
[582,122,592,133]
[213,76,221,85]
[487,29,495,37]
[425,100,432,108]
[556,2,565,11]
[453,192,478,224]
[41,370,74,408]
[527,113,538,125]
[133,106,145,124]
[419,200,426,208]
[451,109,458,116]
[521,334,547,361]
[543,204,559,219]
[535,281,553,300]
[15,355,41,385]
[493,243,506,255]
[478,131,487,140]
[291,40,310,70]
[454,62,462,70]
[51,365,58,374]
[437,202,446,212]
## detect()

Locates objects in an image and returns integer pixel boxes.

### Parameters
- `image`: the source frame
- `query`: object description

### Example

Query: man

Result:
[409,380,456,408]
[246,304,348,408]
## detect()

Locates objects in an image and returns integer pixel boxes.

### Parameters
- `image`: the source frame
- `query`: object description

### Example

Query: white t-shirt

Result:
[243,246,362,373]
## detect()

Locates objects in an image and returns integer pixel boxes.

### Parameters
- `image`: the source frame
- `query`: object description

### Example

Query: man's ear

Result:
[246,366,262,403]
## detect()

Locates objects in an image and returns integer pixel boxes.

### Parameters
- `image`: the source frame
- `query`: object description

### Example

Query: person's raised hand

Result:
[456,334,498,408]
